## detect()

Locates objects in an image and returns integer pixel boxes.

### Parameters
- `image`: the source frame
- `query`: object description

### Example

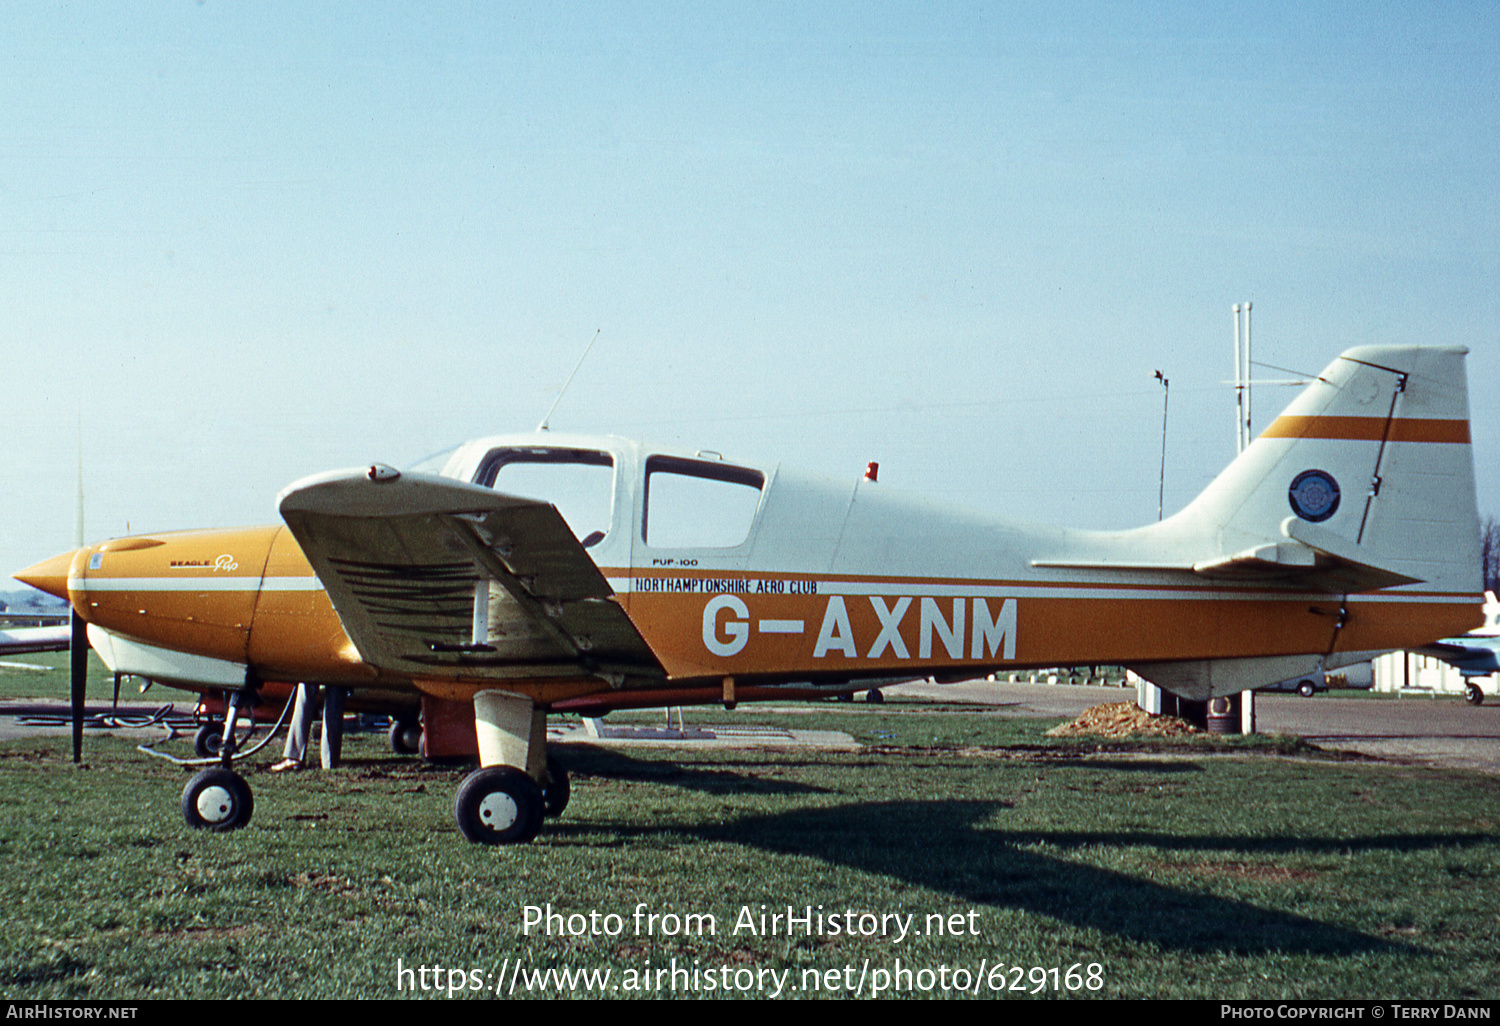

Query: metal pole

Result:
[1155,370,1169,520]
[1235,301,1256,733]
[1236,298,1248,438]
[1233,304,1243,453]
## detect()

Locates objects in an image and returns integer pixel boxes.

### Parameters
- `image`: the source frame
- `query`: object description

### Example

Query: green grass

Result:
[1,669,1498,1001]
[0,650,121,704]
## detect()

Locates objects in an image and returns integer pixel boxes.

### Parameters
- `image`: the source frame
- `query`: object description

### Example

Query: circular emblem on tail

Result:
[1289,470,1341,522]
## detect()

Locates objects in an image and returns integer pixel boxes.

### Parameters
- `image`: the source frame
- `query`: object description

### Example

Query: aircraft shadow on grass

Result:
[542,740,1202,801]
[349,743,1474,956]
[314,743,832,800]
[557,794,1490,956]
[544,743,836,797]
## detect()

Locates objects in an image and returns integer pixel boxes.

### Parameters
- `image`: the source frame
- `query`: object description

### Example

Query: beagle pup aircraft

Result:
[14,345,1484,845]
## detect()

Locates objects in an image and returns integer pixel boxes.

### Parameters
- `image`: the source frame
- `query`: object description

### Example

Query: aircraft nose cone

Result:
[13,549,79,601]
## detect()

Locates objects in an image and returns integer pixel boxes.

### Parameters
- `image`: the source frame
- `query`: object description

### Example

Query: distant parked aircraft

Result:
[0,624,69,656]
[1415,591,1500,704]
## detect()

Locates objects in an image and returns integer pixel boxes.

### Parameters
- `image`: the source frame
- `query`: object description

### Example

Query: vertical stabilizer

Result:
[1174,346,1480,596]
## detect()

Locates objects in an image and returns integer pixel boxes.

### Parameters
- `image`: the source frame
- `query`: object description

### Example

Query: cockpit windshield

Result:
[406,444,463,476]
[475,447,615,548]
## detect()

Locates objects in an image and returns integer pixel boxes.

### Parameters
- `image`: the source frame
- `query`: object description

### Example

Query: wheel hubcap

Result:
[477,791,519,831]
[196,785,235,823]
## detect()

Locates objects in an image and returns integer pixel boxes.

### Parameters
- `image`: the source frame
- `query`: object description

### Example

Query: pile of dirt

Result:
[1045,702,1198,739]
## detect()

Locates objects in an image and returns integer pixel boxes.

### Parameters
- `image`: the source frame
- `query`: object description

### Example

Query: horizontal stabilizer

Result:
[1185,518,1419,591]
[1271,517,1421,591]
[1035,520,1419,592]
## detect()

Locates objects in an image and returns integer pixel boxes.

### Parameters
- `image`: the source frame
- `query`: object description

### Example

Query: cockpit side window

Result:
[642,455,764,548]
[475,448,615,548]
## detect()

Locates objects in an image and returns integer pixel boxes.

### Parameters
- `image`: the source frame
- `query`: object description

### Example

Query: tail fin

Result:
[1176,345,1480,597]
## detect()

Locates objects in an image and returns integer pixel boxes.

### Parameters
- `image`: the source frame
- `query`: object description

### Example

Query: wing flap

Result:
[278,468,664,684]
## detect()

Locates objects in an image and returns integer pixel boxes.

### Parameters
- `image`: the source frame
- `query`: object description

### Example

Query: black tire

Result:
[1297,680,1317,698]
[864,688,885,704]
[541,755,570,818]
[193,723,222,758]
[389,718,422,755]
[182,767,254,832]
[194,719,253,758]
[454,767,544,844]
[1465,682,1484,706]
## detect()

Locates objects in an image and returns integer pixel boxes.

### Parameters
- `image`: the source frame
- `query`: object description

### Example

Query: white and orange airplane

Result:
[14,344,1484,844]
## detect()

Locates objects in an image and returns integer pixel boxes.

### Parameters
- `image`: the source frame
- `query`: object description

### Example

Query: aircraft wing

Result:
[278,467,665,686]
[0,624,70,656]
[1413,638,1500,676]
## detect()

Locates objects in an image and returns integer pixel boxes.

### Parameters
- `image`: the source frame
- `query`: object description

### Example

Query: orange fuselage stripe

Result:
[68,526,1485,705]
[622,590,1480,681]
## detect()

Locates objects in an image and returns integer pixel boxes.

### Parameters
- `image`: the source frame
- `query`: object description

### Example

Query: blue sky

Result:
[4,2,1497,577]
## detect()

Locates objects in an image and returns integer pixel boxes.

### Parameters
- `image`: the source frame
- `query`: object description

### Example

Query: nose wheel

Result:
[455,766,544,844]
[182,767,254,832]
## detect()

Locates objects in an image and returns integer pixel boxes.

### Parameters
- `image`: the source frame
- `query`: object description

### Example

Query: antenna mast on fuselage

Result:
[537,329,602,432]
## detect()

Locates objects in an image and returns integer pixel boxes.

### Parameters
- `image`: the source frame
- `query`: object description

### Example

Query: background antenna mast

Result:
[538,329,602,432]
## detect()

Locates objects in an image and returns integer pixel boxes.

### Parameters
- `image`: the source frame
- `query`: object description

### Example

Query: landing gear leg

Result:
[183,684,257,832]
[454,691,545,844]
[217,687,250,770]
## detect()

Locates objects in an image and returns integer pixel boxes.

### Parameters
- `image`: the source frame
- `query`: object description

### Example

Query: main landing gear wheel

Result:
[1297,680,1317,698]
[389,717,422,755]
[541,755,570,818]
[455,767,544,845]
[1465,682,1484,706]
[182,767,254,832]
